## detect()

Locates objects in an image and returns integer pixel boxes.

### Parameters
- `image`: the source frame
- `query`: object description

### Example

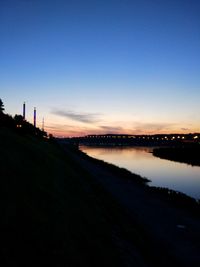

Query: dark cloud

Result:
[181,128,189,131]
[45,124,75,131]
[132,122,177,133]
[45,126,58,130]
[99,125,123,133]
[45,123,91,137]
[52,109,101,124]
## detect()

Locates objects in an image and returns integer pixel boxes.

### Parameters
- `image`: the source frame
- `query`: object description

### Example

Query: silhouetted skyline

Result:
[1,0,200,136]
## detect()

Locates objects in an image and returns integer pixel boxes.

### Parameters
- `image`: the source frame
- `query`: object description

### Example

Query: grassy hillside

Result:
[0,127,151,267]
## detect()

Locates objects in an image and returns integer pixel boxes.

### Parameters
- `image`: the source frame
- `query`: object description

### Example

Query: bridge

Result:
[60,133,200,147]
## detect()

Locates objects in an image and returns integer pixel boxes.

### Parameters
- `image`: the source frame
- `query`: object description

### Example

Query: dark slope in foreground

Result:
[0,127,153,267]
[1,127,200,267]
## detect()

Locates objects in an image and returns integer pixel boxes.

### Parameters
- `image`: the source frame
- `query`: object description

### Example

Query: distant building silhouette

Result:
[23,102,26,120]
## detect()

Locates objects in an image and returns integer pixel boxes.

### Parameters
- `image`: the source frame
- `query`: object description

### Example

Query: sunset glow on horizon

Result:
[1,0,200,137]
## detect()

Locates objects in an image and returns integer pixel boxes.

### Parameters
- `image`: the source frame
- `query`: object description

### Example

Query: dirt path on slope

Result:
[61,144,200,267]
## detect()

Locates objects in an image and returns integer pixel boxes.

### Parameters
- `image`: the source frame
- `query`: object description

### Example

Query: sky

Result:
[0,0,200,137]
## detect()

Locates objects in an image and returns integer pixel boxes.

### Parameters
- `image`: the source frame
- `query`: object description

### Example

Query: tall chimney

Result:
[34,107,36,127]
[23,102,26,120]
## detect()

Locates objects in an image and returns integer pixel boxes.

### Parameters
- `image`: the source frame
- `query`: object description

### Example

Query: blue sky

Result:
[0,0,200,136]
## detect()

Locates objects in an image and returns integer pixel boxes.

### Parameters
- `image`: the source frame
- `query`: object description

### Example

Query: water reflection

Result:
[80,146,200,199]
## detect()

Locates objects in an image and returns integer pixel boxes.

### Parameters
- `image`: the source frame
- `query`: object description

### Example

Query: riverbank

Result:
[153,146,200,167]
[0,127,161,266]
[80,145,200,200]
[1,127,200,266]
[59,143,200,267]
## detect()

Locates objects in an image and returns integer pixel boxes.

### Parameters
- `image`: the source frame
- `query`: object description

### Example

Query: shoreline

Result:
[153,146,200,167]
[59,142,200,213]
[78,144,200,202]
[60,143,200,266]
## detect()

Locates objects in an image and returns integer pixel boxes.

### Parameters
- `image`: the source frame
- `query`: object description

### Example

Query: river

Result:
[80,146,200,199]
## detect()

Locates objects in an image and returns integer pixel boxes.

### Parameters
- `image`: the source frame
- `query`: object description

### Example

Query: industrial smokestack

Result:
[34,107,36,127]
[23,102,26,120]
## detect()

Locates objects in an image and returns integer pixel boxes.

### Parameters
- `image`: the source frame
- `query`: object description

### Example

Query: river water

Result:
[80,146,200,199]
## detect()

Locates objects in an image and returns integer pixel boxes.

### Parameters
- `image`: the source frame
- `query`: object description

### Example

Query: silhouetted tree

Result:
[14,115,24,125]
[0,99,5,113]
[0,103,15,128]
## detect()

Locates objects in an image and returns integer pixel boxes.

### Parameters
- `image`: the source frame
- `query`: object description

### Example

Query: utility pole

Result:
[42,117,44,132]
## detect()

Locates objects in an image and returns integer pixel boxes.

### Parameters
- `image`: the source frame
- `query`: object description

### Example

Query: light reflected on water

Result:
[80,146,200,199]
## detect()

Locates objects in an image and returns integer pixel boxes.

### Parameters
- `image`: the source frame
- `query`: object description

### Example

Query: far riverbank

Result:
[153,146,200,167]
